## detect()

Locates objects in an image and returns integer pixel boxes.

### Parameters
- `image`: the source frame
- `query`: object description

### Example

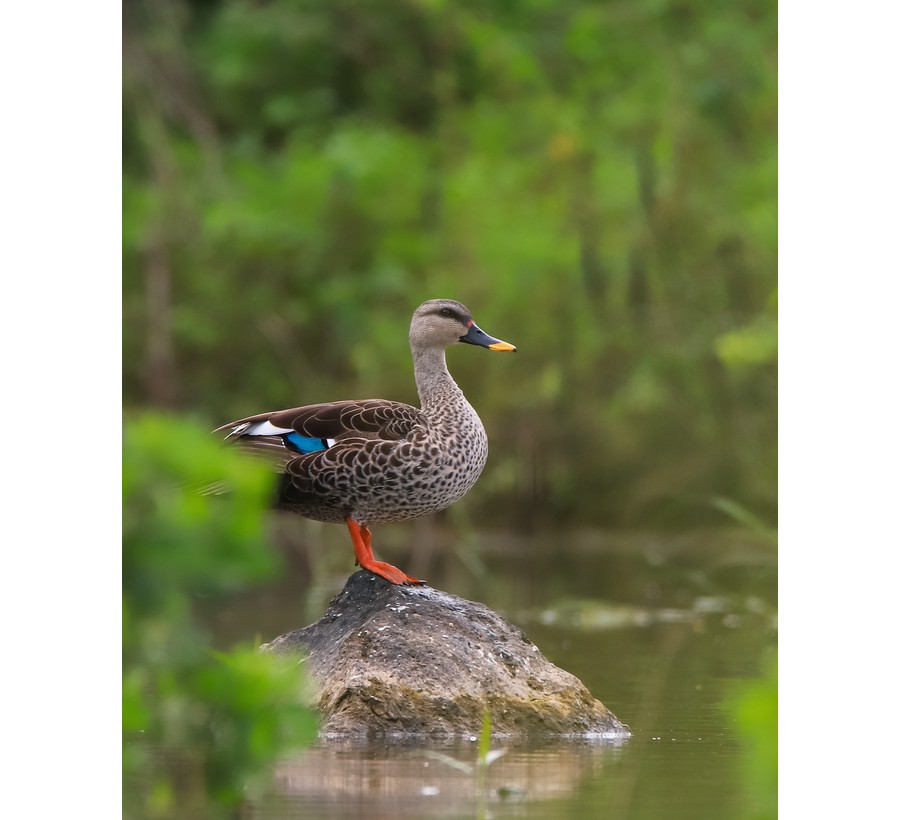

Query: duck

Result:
[214,298,517,585]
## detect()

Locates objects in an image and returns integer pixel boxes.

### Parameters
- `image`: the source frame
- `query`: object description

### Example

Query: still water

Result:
[197,527,777,819]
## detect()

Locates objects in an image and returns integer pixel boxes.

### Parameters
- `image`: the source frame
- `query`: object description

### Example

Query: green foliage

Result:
[716,292,778,369]
[123,415,274,615]
[123,0,776,530]
[123,415,317,817]
[716,318,778,367]
[477,710,506,771]
[726,656,778,820]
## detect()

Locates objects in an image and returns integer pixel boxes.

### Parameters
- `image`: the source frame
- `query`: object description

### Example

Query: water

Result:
[191,528,778,819]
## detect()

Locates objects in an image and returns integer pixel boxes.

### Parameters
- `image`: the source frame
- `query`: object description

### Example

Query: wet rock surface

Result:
[263,571,630,739]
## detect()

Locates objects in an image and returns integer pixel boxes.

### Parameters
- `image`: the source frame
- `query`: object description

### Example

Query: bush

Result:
[123,414,317,817]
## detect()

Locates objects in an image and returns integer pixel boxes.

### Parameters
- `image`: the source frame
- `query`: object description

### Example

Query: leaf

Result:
[478,711,492,766]
[423,751,473,774]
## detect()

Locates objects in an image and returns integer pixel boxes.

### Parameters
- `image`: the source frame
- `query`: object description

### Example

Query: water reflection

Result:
[250,740,628,819]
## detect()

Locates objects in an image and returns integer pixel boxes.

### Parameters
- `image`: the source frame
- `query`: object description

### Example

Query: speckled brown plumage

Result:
[214,299,516,585]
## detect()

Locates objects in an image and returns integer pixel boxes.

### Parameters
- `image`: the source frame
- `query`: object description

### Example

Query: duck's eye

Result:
[440,308,452,317]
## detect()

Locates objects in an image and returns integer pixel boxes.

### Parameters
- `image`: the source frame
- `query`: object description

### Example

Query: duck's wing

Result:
[213,399,426,469]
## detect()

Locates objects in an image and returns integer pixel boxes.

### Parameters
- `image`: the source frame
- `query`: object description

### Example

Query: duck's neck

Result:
[413,346,466,414]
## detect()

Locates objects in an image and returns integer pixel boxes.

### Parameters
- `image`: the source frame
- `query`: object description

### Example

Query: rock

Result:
[262,570,630,739]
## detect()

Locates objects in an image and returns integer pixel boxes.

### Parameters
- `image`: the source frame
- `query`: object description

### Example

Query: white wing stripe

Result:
[246,420,295,436]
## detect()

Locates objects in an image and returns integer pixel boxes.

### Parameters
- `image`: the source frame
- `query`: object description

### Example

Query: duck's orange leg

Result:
[346,517,424,585]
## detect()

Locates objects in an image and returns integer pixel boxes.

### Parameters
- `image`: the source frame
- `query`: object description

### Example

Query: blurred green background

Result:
[123,0,776,531]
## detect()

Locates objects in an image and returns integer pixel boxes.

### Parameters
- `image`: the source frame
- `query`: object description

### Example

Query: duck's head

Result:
[410,299,517,353]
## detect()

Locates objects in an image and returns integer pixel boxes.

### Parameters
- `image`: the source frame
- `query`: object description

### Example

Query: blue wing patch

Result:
[284,433,333,454]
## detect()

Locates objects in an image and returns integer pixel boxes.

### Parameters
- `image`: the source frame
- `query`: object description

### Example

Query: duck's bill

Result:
[460,322,518,352]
